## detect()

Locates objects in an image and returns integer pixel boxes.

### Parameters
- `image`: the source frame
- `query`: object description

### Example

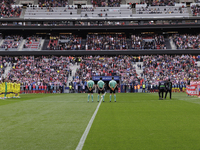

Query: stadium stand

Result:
[130,34,166,50]
[24,6,79,18]
[38,0,69,7]
[142,55,199,86]
[74,55,137,83]
[66,54,199,93]
[191,3,200,16]
[81,6,132,17]
[86,34,128,50]
[23,36,42,50]
[0,0,22,18]
[24,5,132,18]
[0,33,170,51]
[0,56,6,77]
[172,34,200,49]
[0,35,23,51]
[45,34,82,50]
[7,56,70,88]
[91,0,122,7]
[136,4,189,17]
[140,0,176,6]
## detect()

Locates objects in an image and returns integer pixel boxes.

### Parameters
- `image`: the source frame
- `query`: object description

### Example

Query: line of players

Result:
[0,80,21,99]
[158,79,173,100]
[87,77,117,102]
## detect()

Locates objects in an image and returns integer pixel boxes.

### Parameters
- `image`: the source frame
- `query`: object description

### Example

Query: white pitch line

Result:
[76,93,106,150]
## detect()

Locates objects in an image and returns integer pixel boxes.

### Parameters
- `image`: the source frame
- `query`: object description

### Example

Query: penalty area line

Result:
[75,92,106,150]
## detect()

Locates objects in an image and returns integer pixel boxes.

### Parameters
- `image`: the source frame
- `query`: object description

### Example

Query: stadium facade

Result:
[1,1,200,55]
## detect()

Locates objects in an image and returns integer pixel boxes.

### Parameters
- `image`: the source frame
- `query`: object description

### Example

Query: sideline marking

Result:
[75,93,106,150]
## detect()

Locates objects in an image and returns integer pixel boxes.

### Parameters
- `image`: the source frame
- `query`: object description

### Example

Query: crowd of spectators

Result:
[91,0,107,7]
[0,0,22,18]
[58,35,82,50]
[6,56,72,92]
[23,35,41,49]
[108,0,121,7]
[46,36,58,50]
[73,56,138,84]
[140,0,175,6]
[1,55,200,93]
[91,0,121,7]
[86,34,128,50]
[0,35,23,49]
[191,4,200,16]
[172,34,200,49]
[142,55,200,87]
[38,0,69,7]
[0,56,11,77]
[131,34,166,49]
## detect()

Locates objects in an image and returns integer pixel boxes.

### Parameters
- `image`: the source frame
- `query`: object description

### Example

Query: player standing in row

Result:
[109,77,117,102]
[87,77,95,102]
[97,77,105,102]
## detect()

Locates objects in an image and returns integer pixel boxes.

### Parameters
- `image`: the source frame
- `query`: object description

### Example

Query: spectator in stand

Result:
[38,0,69,7]
[23,35,41,48]
[5,56,72,93]
[72,55,139,92]
[172,34,200,49]
[0,35,23,49]
[108,0,121,7]
[131,34,166,50]
[58,35,82,50]
[0,0,22,18]
[191,4,200,16]
[91,0,107,7]
[142,55,200,91]
[140,0,175,6]
[86,34,128,50]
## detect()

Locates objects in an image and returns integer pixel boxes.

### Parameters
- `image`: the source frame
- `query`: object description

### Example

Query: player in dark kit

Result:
[158,79,166,100]
[165,79,172,99]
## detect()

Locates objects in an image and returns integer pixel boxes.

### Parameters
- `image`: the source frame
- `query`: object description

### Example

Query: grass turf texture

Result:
[0,94,98,150]
[83,93,200,150]
[1,93,200,150]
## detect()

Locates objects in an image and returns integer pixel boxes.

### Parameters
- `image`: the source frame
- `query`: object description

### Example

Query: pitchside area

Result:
[1,93,200,150]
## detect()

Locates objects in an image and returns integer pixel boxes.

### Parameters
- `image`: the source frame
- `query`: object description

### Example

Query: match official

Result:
[109,77,117,102]
[158,79,166,100]
[97,77,105,102]
[165,79,172,99]
[87,77,95,102]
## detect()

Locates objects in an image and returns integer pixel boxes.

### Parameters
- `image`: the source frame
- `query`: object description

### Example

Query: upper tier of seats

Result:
[23,3,190,19]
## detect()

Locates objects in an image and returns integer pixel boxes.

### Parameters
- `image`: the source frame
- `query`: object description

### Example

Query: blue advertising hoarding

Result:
[92,76,119,81]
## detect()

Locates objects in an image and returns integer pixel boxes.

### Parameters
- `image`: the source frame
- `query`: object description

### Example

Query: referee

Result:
[109,77,117,102]
[165,79,172,99]
[97,77,105,102]
[87,77,95,102]
[158,79,166,100]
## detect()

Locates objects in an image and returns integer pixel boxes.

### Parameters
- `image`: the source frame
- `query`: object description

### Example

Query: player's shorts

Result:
[110,88,116,94]
[98,88,105,94]
[88,88,93,93]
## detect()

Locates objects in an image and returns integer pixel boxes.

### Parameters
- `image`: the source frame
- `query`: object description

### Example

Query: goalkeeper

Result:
[87,77,95,102]
[109,77,117,102]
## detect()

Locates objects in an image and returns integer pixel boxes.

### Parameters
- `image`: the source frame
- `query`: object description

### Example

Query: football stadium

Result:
[1,0,200,149]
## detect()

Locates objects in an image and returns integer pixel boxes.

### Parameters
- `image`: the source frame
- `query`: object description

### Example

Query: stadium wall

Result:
[0,50,200,56]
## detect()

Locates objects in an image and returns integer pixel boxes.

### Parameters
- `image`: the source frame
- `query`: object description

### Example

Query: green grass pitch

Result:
[1,93,200,150]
